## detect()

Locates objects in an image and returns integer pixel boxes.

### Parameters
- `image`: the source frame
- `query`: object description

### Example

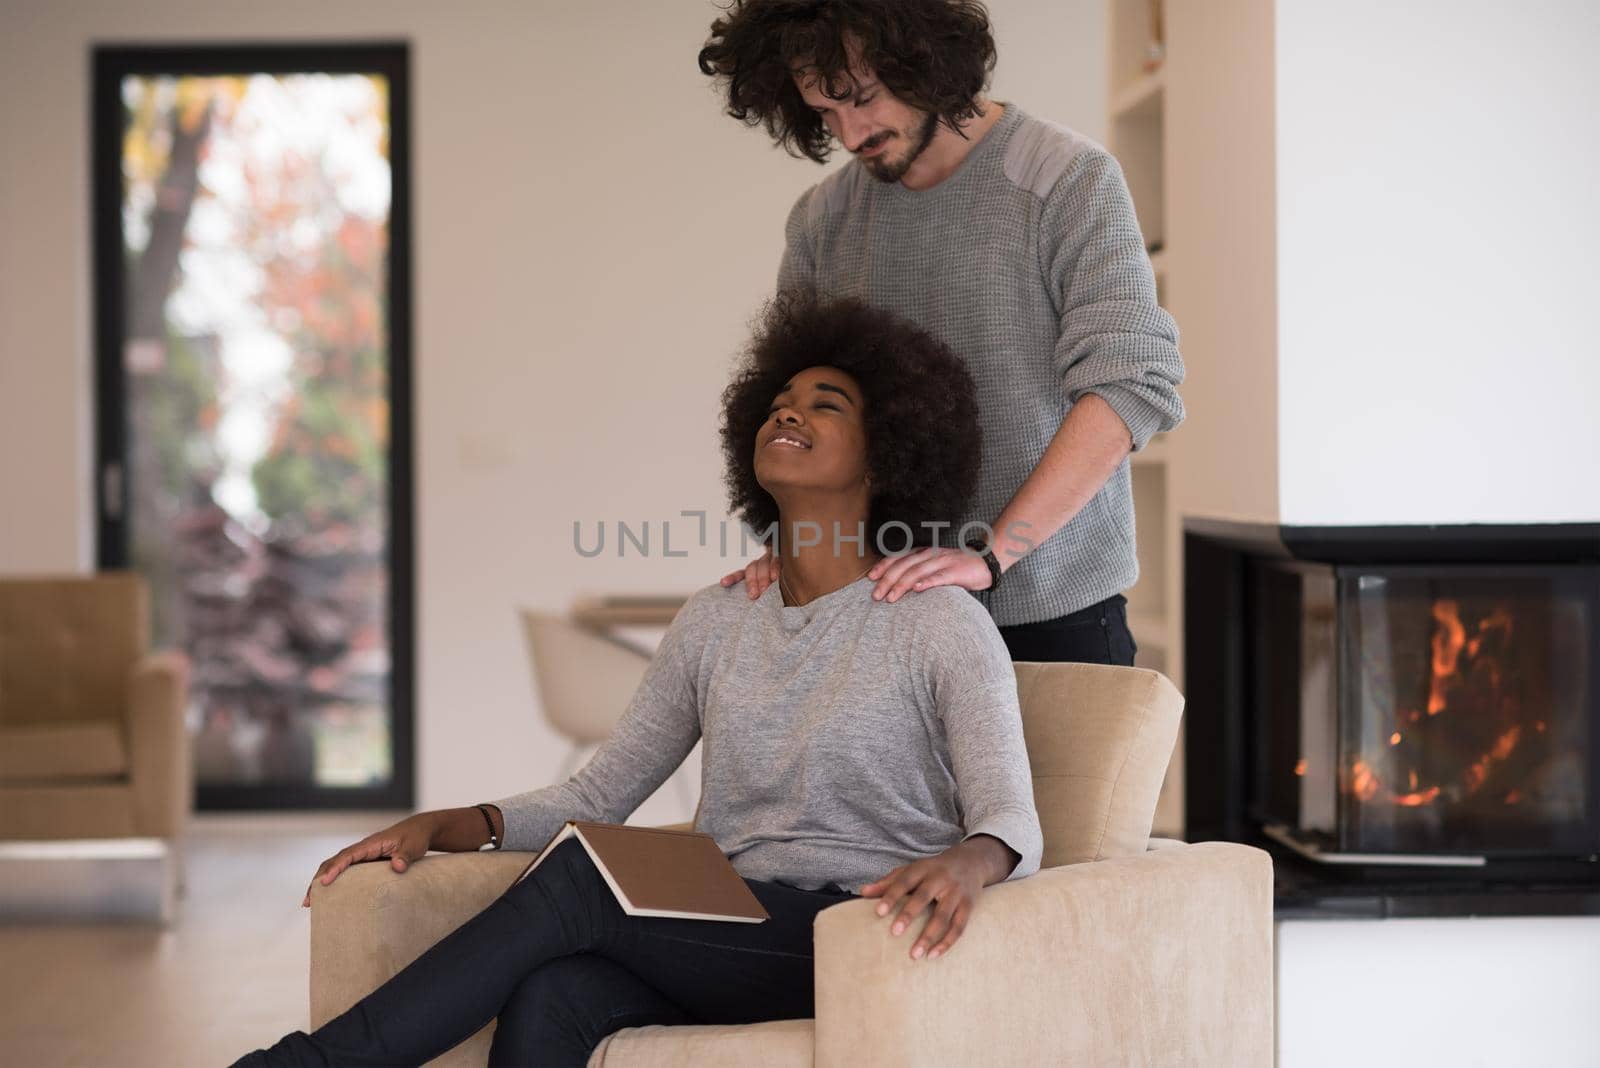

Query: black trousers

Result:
[234,838,856,1067]
[996,593,1138,665]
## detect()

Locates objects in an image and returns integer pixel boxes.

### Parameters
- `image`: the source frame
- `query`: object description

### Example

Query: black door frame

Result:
[92,43,414,810]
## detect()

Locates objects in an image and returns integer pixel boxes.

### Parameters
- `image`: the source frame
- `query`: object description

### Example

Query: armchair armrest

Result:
[309,821,693,1032]
[309,850,531,1028]
[811,842,1273,1068]
[126,651,190,837]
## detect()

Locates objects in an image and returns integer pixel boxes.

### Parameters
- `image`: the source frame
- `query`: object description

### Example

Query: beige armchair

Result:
[309,663,1273,1066]
[0,573,190,843]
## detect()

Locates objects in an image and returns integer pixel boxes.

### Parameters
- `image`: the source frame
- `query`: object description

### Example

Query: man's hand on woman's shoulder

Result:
[868,545,994,603]
[719,547,780,600]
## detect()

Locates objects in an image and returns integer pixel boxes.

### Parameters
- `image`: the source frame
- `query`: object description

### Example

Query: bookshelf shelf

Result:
[1128,612,1169,652]
[1110,0,1182,831]
[1132,433,1169,466]
[1111,69,1164,122]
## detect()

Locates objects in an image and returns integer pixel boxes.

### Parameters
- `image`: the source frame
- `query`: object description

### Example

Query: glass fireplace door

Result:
[1337,567,1597,857]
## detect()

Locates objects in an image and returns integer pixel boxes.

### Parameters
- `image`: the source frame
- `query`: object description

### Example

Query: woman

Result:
[237,292,1043,1066]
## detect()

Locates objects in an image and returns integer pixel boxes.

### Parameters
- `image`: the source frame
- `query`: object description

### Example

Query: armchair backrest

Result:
[1013,662,1184,867]
[0,573,148,728]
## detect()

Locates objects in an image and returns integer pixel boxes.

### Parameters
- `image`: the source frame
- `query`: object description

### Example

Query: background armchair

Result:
[309,662,1273,1066]
[0,573,190,844]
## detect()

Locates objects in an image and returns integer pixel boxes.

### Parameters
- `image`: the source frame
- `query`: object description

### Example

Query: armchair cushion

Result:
[590,1019,812,1067]
[0,721,127,782]
[0,573,147,729]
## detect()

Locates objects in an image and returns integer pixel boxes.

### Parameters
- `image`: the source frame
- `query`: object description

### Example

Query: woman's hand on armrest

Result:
[858,835,1017,963]
[302,812,451,908]
[301,807,497,907]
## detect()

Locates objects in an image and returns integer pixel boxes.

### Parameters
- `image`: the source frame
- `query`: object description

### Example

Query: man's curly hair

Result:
[697,0,997,164]
[721,291,982,552]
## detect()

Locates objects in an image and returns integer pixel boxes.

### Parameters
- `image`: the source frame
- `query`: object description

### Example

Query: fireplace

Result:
[1184,521,1600,916]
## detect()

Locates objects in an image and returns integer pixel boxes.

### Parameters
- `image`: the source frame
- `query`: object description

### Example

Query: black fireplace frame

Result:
[1183,519,1600,917]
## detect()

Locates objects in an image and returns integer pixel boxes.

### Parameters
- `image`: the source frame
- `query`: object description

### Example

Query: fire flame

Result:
[1349,760,1380,803]
[1463,726,1522,793]
[1427,600,1467,715]
[1342,598,1531,812]
[1393,786,1442,807]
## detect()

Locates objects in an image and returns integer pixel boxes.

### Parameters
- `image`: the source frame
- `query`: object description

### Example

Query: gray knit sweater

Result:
[778,103,1185,626]
[494,579,1044,896]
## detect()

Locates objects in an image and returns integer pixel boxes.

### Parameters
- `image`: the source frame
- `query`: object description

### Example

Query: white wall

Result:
[1275,1,1600,527]
[1268,12,1600,1062]
[1278,917,1600,1067]
[0,0,1105,816]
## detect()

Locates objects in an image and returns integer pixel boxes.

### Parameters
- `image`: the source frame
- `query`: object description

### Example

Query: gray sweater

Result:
[494,578,1044,895]
[779,103,1185,626]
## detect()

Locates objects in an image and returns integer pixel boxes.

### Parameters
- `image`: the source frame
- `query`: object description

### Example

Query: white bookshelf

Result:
[1131,432,1169,467]
[1110,69,1164,122]
[1109,0,1183,836]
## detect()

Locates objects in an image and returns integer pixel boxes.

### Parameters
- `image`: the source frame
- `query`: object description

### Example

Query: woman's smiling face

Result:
[753,365,871,500]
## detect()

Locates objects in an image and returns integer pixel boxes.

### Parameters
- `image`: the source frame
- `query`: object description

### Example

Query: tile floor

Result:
[0,812,404,1067]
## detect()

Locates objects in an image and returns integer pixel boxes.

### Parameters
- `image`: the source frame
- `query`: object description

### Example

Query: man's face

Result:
[792,64,938,183]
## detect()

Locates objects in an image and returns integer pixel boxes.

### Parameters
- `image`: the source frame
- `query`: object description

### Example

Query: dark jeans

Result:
[997,593,1138,665]
[234,838,856,1067]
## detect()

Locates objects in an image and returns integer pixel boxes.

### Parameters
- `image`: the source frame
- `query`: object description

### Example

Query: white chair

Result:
[518,610,695,813]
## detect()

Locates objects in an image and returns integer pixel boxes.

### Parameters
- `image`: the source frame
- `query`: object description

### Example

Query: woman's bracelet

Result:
[473,803,501,851]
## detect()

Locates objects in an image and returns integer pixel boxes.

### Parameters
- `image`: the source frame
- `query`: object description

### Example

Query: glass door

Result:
[92,45,413,809]
[1337,567,1596,857]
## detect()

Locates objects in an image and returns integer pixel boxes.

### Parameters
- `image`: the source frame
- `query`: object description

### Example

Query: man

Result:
[699,0,1184,665]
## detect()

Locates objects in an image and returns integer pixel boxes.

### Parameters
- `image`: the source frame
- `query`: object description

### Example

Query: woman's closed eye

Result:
[767,402,840,416]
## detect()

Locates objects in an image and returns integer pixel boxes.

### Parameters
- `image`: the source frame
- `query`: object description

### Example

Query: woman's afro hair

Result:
[720,290,982,551]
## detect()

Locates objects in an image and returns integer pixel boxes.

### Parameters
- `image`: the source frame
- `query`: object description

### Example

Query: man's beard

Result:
[859,111,940,183]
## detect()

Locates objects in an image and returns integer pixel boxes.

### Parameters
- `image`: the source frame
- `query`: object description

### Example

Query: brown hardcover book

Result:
[515,820,769,923]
